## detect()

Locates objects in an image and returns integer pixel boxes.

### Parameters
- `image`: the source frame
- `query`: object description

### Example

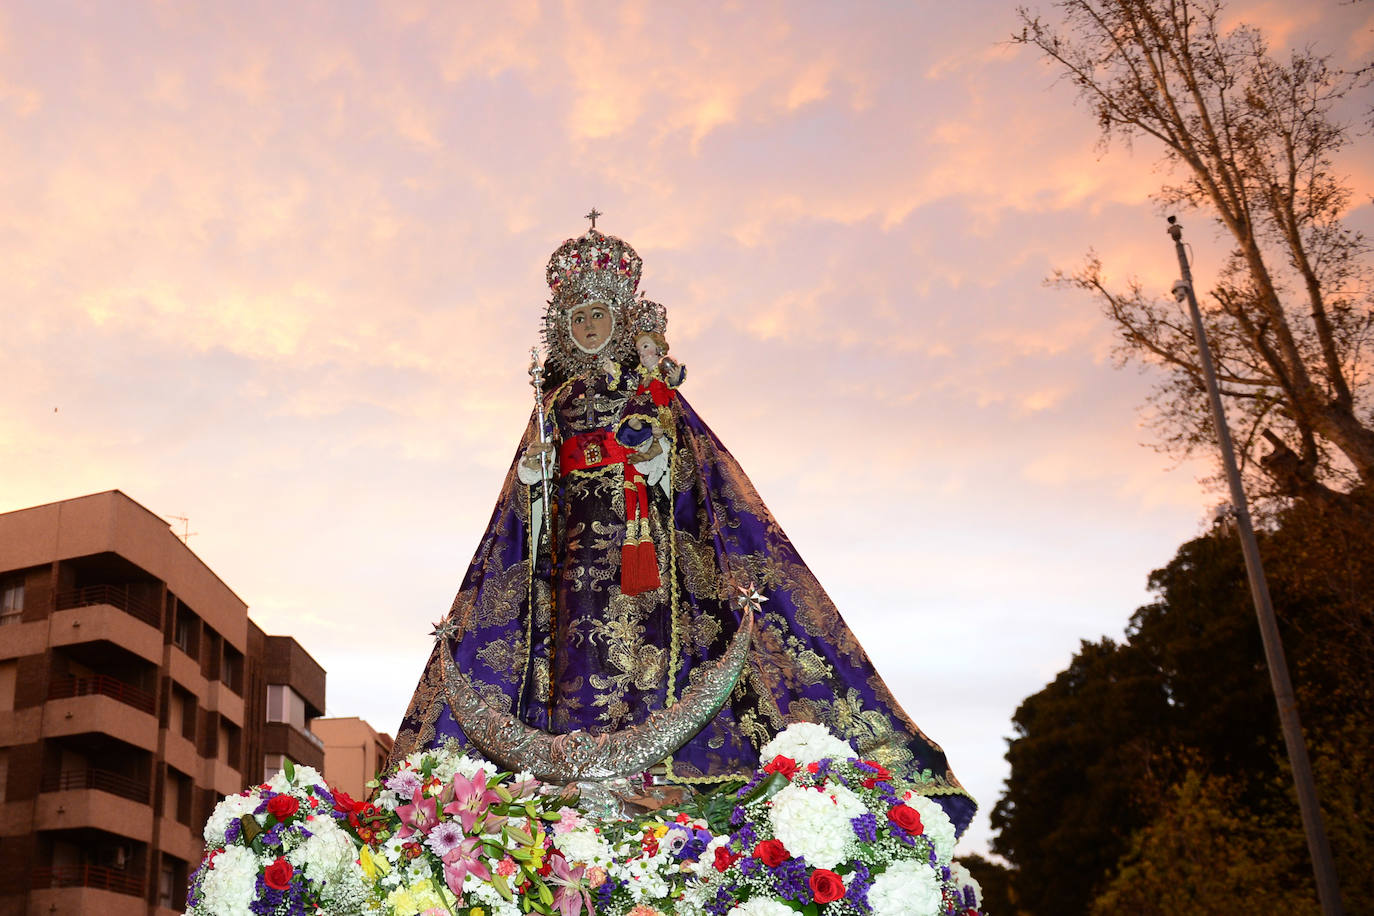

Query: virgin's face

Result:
[569,302,613,352]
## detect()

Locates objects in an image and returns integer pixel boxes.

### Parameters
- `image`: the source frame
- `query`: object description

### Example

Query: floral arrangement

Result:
[351,746,566,915]
[692,723,984,916]
[189,724,983,916]
[187,759,369,916]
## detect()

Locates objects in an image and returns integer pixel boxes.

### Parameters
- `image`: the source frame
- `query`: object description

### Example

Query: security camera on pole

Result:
[1166,216,1344,916]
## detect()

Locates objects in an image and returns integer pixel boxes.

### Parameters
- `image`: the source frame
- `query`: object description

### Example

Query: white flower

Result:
[195,845,259,916]
[903,794,956,864]
[727,897,798,916]
[948,861,984,909]
[467,878,523,916]
[768,782,866,869]
[555,827,613,867]
[265,764,323,795]
[760,722,856,766]
[286,820,357,882]
[868,859,943,916]
[203,792,261,846]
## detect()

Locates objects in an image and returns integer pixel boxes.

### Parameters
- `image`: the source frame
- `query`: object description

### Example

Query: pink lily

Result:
[395,787,439,839]
[548,854,594,916]
[440,836,492,896]
[442,769,502,833]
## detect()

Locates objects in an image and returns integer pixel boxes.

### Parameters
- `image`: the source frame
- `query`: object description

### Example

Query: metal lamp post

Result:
[1166,217,1344,915]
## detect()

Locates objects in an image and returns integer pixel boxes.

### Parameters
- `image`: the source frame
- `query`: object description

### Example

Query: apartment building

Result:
[0,491,326,916]
[313,716,394,802]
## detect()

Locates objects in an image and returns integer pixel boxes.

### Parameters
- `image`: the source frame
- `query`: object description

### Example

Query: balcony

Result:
[49,674,156,716]
[41,768,150,805]
[56,584,162,629]
[32,864,144,897]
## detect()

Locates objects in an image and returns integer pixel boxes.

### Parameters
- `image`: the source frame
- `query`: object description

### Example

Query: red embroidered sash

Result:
[557,431,661,596]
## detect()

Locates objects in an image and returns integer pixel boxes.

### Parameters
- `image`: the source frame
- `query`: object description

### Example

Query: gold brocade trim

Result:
[662,762,753,785]
[565,463,624,482]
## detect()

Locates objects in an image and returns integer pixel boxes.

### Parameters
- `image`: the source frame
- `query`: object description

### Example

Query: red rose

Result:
[332,789,361,814]
[762,755,798,780]
[263,857,293,890]
[266,794,299,820]
[713,845,741,872]
[754,839,790,868]
[887,803,924,834]
[810,868,846,904]
[860,761,892,789]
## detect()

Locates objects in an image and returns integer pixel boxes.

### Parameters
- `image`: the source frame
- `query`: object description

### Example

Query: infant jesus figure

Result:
[625,330,685,470]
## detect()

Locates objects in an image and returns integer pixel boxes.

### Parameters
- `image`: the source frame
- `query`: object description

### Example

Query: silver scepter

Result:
[528,347,553,512]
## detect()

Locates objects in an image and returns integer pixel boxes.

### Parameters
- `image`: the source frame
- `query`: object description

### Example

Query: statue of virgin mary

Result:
[392,223,976,835]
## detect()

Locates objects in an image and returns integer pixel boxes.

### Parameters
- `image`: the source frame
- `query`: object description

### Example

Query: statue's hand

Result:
[664,360,685,386]
[522,441,555,470]
[626,417,644,430]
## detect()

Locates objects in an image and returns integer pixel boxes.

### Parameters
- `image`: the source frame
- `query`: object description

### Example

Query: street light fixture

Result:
[1166,216,1344,916]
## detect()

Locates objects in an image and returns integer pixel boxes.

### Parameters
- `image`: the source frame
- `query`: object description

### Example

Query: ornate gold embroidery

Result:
[473,560,531,630]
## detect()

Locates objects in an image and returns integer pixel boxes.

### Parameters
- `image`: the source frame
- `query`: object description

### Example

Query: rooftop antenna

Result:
[164,515,198,544]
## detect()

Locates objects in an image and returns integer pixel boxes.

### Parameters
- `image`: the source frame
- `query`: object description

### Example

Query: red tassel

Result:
[620,540,661,596]
[635,540,661,593]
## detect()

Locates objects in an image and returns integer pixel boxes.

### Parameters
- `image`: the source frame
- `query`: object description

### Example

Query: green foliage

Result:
[993,509,1374,914]
[1090,769,1317,915]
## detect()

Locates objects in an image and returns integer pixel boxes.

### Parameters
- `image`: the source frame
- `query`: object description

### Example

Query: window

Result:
[222,647,243,695]
[0,661,15,712]
[164,769,192,825]
[0,576,22,626]
[264,753,285,783]
[158,863,175,908]
[266,684,307,730]
[181,690,198,741]
[174,615,191,653]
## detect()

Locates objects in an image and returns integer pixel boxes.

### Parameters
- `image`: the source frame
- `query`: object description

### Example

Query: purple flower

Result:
[426,820,467,858]
[849,861,874,909]
[773,857,812,904]
[851,811,879,843]
[386,768,423,796]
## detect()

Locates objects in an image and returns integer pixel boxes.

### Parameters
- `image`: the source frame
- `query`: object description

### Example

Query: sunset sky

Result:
[2,0,1371,856]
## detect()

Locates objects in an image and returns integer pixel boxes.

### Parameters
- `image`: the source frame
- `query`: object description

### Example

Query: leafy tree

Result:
[1090,769,1317,914]
[991,635,1172,915]
[992,519,1373,914]
[1014,0,1374,505]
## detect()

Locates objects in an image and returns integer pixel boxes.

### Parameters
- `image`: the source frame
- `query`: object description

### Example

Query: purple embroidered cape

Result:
[392,376,975,835]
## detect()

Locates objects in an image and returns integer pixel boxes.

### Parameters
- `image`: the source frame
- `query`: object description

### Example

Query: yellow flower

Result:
[386,879,445,915]
[359,846,388,880]
[653,824,669,838]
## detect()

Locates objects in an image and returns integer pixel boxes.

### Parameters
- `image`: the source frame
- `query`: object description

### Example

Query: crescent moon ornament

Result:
[439,605,754,798]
